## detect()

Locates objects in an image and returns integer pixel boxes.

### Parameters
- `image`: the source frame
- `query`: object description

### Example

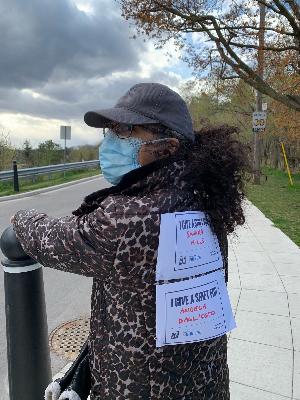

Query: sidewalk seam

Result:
[230,379,291,399]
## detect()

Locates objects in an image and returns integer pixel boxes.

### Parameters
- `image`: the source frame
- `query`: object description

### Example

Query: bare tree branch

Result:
[272,0,300,34]
[285,0,300,21]
[228,42,299,51]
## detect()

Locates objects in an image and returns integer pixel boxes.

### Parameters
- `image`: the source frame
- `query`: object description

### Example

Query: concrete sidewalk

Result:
[228,200,300,400]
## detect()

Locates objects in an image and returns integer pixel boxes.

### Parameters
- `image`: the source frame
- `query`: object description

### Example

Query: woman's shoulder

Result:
[105,186,195,220]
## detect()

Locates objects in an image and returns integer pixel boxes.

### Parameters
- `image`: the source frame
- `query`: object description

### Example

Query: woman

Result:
[12,83,248,399]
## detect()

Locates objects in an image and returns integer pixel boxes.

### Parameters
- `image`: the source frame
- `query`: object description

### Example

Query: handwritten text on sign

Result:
[156,270,236,347]
[156,211,223,280]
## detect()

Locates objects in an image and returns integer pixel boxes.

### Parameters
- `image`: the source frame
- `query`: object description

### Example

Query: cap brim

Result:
[84,107,158,128]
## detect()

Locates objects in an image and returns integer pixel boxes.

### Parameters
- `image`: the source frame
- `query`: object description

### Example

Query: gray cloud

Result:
[0,71,182,121]
[0,0,144,89]
[0,0,185,127]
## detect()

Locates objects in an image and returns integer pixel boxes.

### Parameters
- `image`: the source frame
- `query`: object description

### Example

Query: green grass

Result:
[245,166,300,247]
[0,168,100,197]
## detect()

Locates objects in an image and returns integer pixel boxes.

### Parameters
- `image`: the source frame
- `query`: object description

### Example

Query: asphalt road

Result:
[0,176,109,400]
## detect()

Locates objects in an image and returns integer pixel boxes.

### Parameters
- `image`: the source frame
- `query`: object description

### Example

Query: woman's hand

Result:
[10,215,15,224]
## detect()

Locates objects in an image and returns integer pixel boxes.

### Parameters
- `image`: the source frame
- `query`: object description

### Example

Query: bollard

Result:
[0,226,51,400]
[12,160,20,192]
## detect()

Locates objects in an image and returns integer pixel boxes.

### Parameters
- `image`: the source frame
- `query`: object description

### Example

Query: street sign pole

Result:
[60,126,71,179]
[64,127,67,179]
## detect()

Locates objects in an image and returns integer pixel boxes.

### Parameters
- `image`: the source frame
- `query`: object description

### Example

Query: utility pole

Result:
[253,2,266,184]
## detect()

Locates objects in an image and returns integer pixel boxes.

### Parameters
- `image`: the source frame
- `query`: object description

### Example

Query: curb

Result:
[52,362,73,381]
[0,174,103,203]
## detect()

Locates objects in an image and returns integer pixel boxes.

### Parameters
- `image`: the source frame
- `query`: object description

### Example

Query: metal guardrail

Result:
[0,160,99,181]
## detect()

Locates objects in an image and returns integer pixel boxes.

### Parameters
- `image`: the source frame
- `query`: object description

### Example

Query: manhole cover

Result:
[49,317,90,361]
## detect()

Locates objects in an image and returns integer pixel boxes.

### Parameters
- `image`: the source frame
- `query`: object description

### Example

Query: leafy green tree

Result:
[36,140,63,166]
[181,76,300,170]
[22,139,34,167]
[68,144,99,162]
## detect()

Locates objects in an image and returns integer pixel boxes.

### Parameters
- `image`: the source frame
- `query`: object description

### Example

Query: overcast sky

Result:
[0,0,193,148]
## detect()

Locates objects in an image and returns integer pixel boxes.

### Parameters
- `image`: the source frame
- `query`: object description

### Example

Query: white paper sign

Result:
[156,270,236,347]
[156,211,223,280]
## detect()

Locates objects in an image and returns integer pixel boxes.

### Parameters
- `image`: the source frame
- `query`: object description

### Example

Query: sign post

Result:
[281,142,294,186]
[252,2,266,184]
[60,126,71,178]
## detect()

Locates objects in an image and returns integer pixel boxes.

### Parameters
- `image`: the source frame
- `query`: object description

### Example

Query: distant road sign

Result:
[252,112,267,133]
[60,126,71,140]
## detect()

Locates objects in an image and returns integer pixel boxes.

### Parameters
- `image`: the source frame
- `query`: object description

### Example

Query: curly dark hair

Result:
[180,125,250,237]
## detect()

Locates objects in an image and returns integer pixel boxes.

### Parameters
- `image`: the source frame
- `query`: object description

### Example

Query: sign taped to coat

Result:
[156,269,236,347]
[156,211,236,347]
[156,211,223,281]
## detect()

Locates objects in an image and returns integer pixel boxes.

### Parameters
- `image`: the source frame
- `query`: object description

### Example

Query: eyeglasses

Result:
[104,122,134,139]
[103,123,178,140]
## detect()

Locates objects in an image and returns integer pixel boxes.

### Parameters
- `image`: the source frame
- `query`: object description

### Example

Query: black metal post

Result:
[0,226,51,400]
[12,160,19,192]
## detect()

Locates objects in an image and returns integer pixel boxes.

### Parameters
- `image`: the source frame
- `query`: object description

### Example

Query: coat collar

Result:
[72,156,191,216]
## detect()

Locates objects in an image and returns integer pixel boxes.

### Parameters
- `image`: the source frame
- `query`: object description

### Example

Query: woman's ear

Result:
[138,137,180,166]
[166,138,180,155]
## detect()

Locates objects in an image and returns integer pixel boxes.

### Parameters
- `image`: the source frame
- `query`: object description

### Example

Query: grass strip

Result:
[0,168,100,197]
[245,166,300,247]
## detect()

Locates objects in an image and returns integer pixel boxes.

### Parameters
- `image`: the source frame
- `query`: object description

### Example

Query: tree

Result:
[119,0,300,111]
[181,86,230,127]
[180,76,300,170]
[211,78,255,135]
[22,139,34,167]
[37,140,63,166]
[68,144,99,162]
[266,50,300,140]
[0,128,16,171]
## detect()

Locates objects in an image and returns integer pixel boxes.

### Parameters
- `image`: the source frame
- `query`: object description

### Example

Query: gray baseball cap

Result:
[84,83,194,141]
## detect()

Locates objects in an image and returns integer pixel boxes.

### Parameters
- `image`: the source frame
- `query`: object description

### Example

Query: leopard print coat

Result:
[13,158,230,400]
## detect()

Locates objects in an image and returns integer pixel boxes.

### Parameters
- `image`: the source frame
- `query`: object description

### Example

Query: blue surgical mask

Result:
[99,130,143,185]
